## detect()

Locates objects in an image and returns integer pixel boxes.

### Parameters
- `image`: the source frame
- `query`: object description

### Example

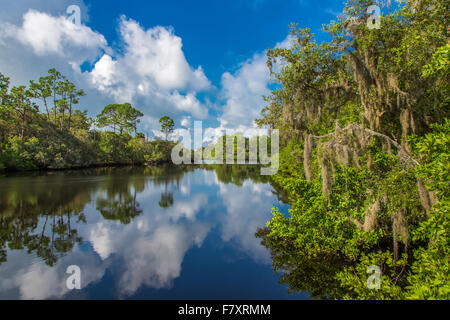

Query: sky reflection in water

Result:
[0,165,306,300]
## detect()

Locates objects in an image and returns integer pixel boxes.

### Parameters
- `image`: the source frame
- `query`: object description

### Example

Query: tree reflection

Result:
[154,167,180,209]
[0,172,93,266]
[255,227,352,300]
[0,164,284,270]
[95,169,143,224]
[145,164,192,188]
[203,164,270,186]
[95,165,190,220]
[158,191,174,208]
[0,166,193,267]
[269,181,290,204]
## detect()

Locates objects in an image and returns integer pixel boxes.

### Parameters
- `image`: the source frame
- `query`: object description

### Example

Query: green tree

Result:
[0,73,11,146]
[9,86,35,140]
[0,73,10,106]
[0,68,176,171]
[56,80,85,130]
[97,103,143,135]
[29,76,52,121]
[47,68,63,123]
[256,0,449,300]
[159,116,175,140]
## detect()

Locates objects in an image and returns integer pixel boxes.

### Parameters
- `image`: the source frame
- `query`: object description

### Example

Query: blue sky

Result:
[0,0,347,140]
[83,0,344,84]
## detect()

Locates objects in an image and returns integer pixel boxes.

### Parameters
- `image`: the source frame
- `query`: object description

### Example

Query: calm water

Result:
[0,165,307,300]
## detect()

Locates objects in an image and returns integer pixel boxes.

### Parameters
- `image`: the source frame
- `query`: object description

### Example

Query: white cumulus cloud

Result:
[0,5,291,142]
[218,52,270,130]
[1,9,107,62]
[84,16,212,120]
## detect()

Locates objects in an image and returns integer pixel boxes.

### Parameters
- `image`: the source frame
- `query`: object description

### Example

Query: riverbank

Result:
[0,69,180,173]
[0,159,175,174]
[0,104,177,172]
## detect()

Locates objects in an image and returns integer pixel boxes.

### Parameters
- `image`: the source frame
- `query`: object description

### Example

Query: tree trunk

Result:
[68,98,72,131]
[20,114,25,140]
[43,98,50,121]
[61,108,65,130]
[20,103,26,140]
[53,86,57,124]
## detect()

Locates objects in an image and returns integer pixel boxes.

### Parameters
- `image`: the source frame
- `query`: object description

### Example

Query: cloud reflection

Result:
[0,166,281,299]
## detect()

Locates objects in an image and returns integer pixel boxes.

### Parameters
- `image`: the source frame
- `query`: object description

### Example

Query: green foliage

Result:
[202,133,275,164]
[422,44,450,77]
[159,116,175,140]
[0,166,193,266]
[260,130,449,299]
[256,0,449,300]
[410,120,450,200]
[97,103,143,135]
[0,69,174,171]
[1,136,39,170]
[406,120,450,299]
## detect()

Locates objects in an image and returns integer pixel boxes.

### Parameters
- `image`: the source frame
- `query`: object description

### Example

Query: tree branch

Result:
[310,123,420,166]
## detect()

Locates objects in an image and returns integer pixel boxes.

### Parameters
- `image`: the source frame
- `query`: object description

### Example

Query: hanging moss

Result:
[363,199,381,233]
[351,149,361,169]
[417,178,432,215]
[349,198,382,233]
[367,152,374,171]
[304,134,314,182]
[400,108,411,142]
[256,1,448,299]
[382,138,393,156]
[393,208,409,261]
[320,150,331,200]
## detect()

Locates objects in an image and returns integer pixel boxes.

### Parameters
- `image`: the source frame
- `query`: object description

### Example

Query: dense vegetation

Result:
[256,0,449,299]
[0,70,176,171]
[0,0,447,301]
[200,133,275,163]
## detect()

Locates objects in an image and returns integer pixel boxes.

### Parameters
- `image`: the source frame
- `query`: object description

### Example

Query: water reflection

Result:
[255,227,350,300]
[0,165,301,299]
[0,173,91,267]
